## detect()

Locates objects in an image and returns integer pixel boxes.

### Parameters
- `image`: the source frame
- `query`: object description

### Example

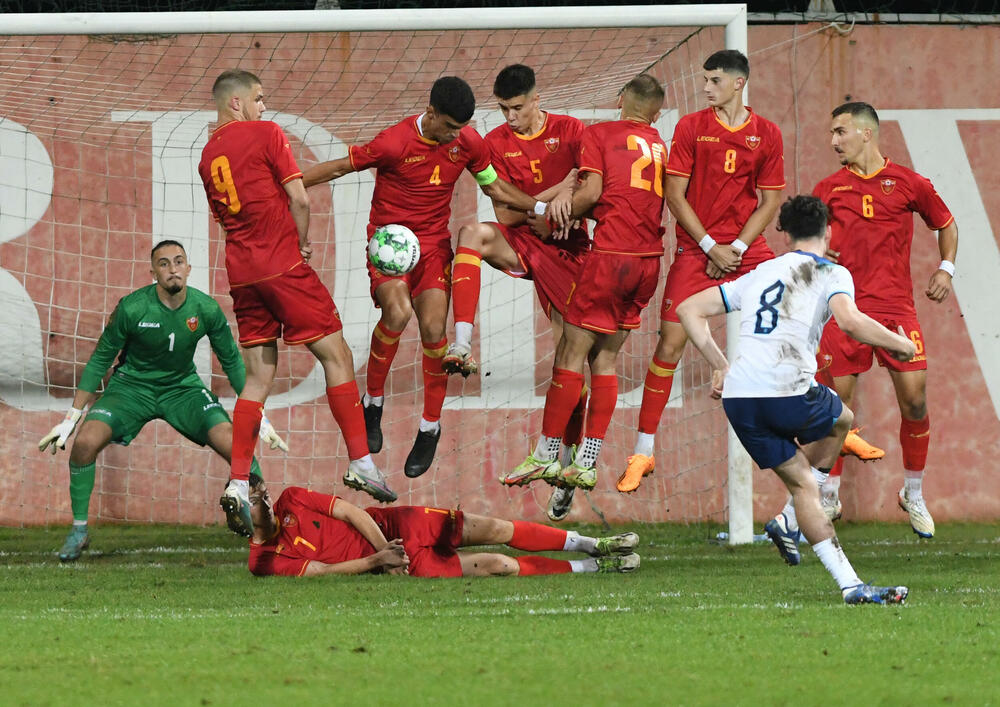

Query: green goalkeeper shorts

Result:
[85,373,232,447]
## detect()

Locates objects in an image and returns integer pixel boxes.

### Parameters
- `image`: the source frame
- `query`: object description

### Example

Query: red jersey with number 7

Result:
[578,119,668,256]
[665,107,784,258]
[349,115,492,252]
[198,120,305,287]
[812,159,953,317]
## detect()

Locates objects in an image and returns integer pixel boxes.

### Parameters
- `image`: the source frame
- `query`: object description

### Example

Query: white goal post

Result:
[1,5,754,543]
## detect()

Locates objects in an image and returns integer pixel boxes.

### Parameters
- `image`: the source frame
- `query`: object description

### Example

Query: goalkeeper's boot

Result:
[363,400,383,454]
[592,532,639,557]
[841,428,884,461]
[220,479,254,538]
[821,489,843,522]
[764,513,802,566]
[442,343,478,378]
[898,487,935,538]
[501,454,561,487]
[843,582,909,605]
[596,553,640,573]
[546,486,576,522]
[617,454,654,493]
[58,526,90,562]
[404,426,441,478]
[560,462,597,491]
[343,461,397,503]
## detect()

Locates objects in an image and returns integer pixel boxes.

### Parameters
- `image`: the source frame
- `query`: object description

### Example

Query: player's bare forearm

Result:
[568,171,601,221]
[666,175,709,243]
[677,290,730,372]
[734,188,782,249]
[301,157,355,187]
[481,178,539,213]
[927,221,958,303]
[302,556,381,576]
[492,201,526,227]
[331,498,391,551]
[303,539,409,576]
[937,221,958,262]
[830,294,916,360]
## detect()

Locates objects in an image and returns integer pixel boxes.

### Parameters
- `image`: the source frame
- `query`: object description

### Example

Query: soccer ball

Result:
[368,224,420,276]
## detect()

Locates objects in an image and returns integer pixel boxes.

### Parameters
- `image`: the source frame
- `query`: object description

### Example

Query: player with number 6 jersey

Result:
[811,102,958,538]
[200,70,393,535]
[620,50,785,495]
[502,73,668,494]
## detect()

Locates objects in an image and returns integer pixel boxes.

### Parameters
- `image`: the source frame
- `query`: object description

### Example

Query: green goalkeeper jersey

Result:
[79,285,245,394]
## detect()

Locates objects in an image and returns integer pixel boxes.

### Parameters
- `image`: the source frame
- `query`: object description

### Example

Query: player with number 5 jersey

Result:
[620,50,785,495]
[199,70,394,538]
[502,73,668,493]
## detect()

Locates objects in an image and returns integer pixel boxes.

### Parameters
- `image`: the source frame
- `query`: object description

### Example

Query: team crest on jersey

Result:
[880,178,896,195]
[186,316,198,332]
[283,513,297,528]
[745,135,761,150]
[448,145,461,162]
[544,137,560,153]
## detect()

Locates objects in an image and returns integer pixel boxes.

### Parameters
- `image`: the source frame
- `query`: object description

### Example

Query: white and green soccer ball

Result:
[367,224,421,276]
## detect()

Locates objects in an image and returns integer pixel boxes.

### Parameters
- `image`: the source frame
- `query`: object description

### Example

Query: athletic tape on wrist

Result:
[938,260,955,277]
[698,234,717,255]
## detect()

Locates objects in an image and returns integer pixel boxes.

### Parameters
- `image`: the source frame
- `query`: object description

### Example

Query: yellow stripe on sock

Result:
[423,342,448,357]
[373,325,401,345]
[648,360,677,378]
[454,253,482,267]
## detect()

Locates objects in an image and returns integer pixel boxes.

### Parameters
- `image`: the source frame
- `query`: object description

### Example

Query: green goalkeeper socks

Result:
[68,461,96,523]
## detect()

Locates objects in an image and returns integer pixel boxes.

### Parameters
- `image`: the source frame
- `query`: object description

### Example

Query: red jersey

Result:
[248,488,373,577]
[486,112,588,249]
[578,119,667,257]
[349,115,492,252]
[665,107,784,258]
[198,120,304,287]
[813,159,953,317]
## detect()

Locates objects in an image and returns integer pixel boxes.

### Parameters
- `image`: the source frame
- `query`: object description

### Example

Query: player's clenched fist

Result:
[258,414,289,452]
[38,408,84,454]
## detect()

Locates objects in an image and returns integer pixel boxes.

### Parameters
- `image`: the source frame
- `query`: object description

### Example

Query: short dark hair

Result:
[494,64,536,100]
[150,239,186,261]
[831,101,879,127]
[430,76,476,123]
[703,49,750,79]
[212,69,261,101]
[622,73,665,105]
[777,196,828,241]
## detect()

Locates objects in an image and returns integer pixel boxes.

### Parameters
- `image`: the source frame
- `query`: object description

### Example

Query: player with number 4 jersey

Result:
[621,50,785,495]
[811,102,958,538]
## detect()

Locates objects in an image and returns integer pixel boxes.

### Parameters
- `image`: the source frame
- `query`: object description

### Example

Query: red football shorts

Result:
[230,262,342,347]
[819,315,928,376]
[564,252,660,334]
[660,250,773,323]
[367,505,465,578]
[368,241,452,305]
[495,223,587,318]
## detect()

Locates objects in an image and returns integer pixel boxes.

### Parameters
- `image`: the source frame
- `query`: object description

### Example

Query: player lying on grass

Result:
[677,195,915,604]
[247,476,639,577]
[38,240,285,560]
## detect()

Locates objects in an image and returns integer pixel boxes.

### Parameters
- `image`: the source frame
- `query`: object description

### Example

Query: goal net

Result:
[0,6,751,533]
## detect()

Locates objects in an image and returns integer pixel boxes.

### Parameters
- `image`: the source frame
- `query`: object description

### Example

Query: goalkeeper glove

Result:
[258,414,289,452]
[39,408,85,454]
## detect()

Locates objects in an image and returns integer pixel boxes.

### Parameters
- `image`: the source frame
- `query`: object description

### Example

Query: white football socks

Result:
[533,435,561,462]
[780,499,798,532]
[570,558,599,573]
[904,472,923,497]
[419,417,440,434]
[363,393,384,408]
[813,537,862,591]
[453,322,474,349]
[562,530,596,555]
[632,432,655,458]
[575,437,603,468]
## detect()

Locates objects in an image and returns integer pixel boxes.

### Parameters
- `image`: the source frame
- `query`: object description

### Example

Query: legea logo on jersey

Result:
[138,322,160,328]
[448,145,460,162]
[745,135,761,150]
[186,316,198,332]
[544,137,560,153]
[881,178,896,195]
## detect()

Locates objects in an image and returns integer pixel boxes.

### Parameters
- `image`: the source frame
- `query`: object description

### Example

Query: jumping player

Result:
[38,241,284,559]
[199,69,393,538]
[619,50,785,494]
[302,76,554,479]
[247,478,640,577]
[812,102,958,537]
[447,64,589,521]
[677,195,914,604]
[501,74,668,492]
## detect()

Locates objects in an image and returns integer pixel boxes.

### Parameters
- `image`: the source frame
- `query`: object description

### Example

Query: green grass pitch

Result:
[2,522,997,705]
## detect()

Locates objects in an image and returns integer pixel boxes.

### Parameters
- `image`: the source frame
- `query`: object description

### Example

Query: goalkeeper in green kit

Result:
[38,240,287,561]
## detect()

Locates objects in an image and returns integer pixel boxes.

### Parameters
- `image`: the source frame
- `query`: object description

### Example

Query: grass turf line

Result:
[1,522,997,705]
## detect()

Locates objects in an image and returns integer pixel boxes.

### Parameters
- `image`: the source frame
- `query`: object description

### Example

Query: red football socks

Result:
[637,357,677,434]
[900,416,930,471]
[231,398,263,481]
[326,382,369,461]
[585,374,618,440]
[563,385,589,447]
[515,556,573,576]
[421,338,449,423]
[451,246,482,326]
[541,368,585,438]
[509,520,569,551]
[366,322,402,397]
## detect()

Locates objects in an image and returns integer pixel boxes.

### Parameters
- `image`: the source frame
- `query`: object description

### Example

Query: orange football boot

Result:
[840,428,885,461]
[617,454,654,493]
